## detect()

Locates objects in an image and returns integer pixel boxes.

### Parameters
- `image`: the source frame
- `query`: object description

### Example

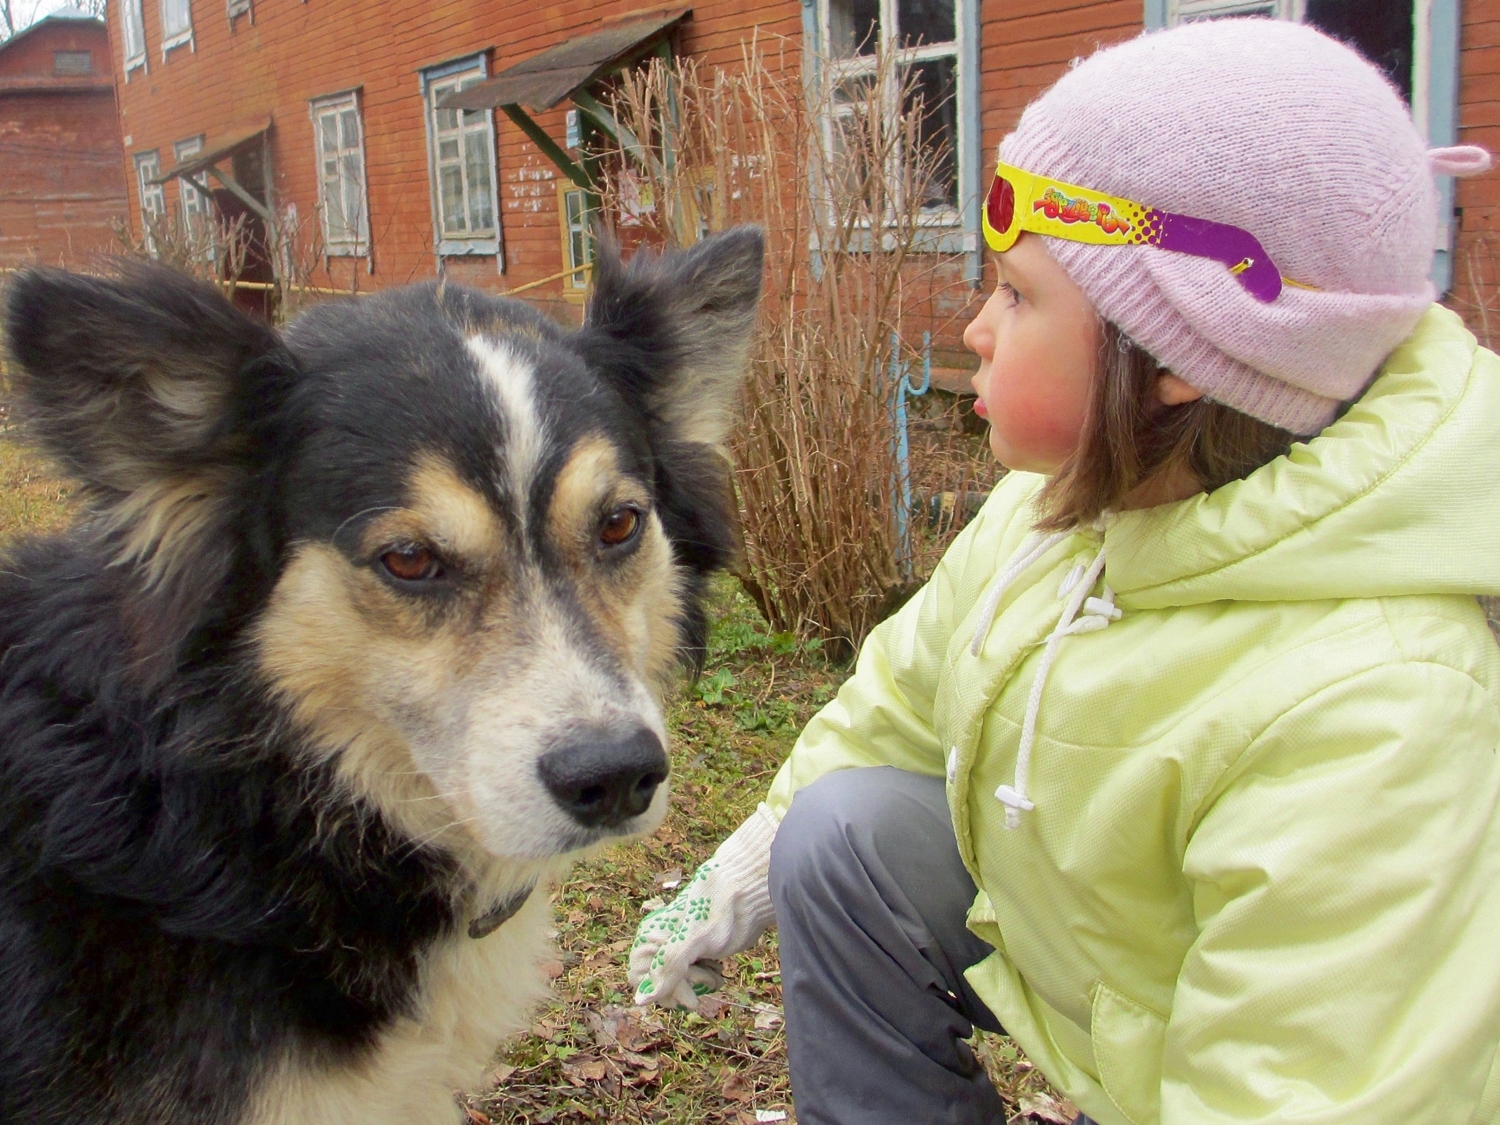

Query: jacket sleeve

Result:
[1160,661,1500,1125]
[764,475,1038,820]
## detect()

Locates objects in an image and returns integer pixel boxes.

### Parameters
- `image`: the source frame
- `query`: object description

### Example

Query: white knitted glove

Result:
[629,802,780,1010]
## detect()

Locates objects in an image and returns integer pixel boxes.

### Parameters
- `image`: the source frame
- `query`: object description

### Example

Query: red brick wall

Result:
[0,19,127,270]
[112,0,801,321]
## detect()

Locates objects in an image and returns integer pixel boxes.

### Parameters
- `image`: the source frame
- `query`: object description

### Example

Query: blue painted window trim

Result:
[419,51,505,269]
[1143,0,1460,293]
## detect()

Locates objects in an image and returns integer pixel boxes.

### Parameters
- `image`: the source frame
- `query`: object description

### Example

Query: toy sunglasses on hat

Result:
[982,161,1312,302]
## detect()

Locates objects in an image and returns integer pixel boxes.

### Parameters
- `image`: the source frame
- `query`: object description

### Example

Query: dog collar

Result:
[469,882,535,939]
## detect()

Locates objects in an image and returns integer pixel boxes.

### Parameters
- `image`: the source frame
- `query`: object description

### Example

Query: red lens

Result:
[986,174,1015,236]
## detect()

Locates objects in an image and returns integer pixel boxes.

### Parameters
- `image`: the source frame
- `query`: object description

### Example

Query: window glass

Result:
[827,0,880,57]
[121,0,146,64]
[902,57,958,210]
[1304,0,1412,103]
[897,0,954,45]
[162,0,192,40]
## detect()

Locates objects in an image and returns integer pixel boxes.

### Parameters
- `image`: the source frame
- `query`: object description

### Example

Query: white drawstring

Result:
[995,546,1120,828]
[969,529,1072,657]
[964,521,1122,828]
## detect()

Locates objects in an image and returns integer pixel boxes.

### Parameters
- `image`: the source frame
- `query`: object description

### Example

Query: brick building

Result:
[109,0,1498,344]
[0,7,127,270]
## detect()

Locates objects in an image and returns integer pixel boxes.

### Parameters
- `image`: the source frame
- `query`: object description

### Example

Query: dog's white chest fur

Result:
[248,893,554,1125]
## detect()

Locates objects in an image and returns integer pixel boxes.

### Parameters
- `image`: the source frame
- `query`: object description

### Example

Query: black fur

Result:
[0,228,763,1124]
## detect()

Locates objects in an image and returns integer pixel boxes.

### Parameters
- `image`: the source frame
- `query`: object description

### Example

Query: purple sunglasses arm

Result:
[1155,211,1283,302]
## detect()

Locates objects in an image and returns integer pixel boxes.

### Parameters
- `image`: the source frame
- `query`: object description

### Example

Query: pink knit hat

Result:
[1000,18,1489,434]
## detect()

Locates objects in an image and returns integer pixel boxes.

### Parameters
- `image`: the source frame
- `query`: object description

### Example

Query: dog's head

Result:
[2,228,763,864]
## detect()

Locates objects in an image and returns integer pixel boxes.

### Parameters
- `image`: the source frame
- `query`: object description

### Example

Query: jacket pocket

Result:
[1090,982,1167,1125]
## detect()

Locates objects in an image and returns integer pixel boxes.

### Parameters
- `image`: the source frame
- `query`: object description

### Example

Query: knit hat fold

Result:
[1000,18,1472,435]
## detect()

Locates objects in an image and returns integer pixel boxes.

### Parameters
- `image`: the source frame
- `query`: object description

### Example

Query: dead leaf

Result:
[489,1062,516,1087]
[653,867,684,890]
[539,959,565,980]
[462,1108,492,1125]
[1018,1091,1080,1124]
[721,1072,754,1103]
[696,994,728,1020]
[752,1005,783,1030]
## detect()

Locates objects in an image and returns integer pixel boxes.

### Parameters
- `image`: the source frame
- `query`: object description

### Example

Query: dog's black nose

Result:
[538,727,668,829]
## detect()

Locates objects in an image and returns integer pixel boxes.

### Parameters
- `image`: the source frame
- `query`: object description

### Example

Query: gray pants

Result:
[768,766,1095,1125]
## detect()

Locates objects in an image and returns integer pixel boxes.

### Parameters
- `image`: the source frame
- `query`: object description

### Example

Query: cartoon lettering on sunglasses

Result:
[1034,187,1133,236]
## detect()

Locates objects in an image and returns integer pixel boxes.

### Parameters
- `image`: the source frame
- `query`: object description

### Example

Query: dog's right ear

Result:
[2,264,299,620]
[3,264,291,501]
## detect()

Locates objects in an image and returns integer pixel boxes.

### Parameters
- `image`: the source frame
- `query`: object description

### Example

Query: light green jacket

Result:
[766,305,1500,1125]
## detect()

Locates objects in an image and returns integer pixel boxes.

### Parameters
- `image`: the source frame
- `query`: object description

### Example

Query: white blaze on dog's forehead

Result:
[466,336,545,527]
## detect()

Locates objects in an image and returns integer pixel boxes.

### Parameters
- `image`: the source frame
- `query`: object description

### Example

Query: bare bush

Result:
[599,44,979,656]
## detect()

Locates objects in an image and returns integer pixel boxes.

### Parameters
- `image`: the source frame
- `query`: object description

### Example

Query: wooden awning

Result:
[149,118,271,185]
[150,118,274,222]
[440,8,689,114]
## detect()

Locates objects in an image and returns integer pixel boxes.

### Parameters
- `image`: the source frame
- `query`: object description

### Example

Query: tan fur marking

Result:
[545,436,684,691]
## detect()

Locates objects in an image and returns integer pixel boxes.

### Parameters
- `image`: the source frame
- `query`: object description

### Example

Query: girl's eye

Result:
[997,282,1020,307]
[379,544,443,582]
[599,506,643,549]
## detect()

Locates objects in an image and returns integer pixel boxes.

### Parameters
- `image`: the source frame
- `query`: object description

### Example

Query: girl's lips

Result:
[973,397,989,420]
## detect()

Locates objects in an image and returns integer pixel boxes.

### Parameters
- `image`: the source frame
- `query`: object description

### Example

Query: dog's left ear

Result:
[578,226,764,447]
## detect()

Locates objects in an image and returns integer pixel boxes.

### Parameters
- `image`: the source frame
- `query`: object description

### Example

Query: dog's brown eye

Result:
[380,544,442,582]
[599,506,641,549]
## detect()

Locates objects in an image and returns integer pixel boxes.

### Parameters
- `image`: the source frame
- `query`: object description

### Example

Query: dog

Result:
[0,227,763,1125]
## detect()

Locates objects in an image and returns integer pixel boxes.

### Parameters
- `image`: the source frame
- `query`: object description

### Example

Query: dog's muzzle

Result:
[538,726,668,830]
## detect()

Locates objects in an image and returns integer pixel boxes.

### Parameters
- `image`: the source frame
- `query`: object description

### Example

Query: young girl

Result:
[630,18,1500,1125]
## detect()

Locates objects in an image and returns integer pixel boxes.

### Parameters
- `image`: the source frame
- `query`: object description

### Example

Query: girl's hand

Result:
[629,803,780,1010]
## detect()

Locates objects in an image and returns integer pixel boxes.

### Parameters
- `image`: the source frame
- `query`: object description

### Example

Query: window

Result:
[160,0,193,55]
[310,92,371,256]
[819,0,966,219]
[134,151,166,255]
[558,183,594,299]
[173,136,214,256]
[53,51,93,76]
[421,54,503,262]
[227,0,251,19]
[121,0,146,73]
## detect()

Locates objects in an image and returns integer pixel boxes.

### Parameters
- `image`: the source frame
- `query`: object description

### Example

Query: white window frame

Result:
[310,90,372,257]
[227,0,251,21]
[121,0,147,76]
[558,182,593,301]
[816,0,969,230]
[160,0,194,57]
[134,151,166,255]
[420,53,504,266]
[1152,0,1458,290]
[173,135,215,259]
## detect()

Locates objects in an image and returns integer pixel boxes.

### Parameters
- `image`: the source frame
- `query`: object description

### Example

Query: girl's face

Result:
[963,234,1099,474]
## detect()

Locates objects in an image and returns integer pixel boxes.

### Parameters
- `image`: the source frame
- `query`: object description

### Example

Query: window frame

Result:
[807,0,979,272]
[160,0,194,57]
[121,0,147,76]
[133,150,167,255]
[419,52,504,267]
[173,135,215,260]
[1146,0,1460,291]
[309,90,373,258]
[227,0,251,21]
[557,181,594,304]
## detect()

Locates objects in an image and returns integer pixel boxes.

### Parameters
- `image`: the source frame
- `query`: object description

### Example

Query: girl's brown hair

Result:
[1033,320,1297,532]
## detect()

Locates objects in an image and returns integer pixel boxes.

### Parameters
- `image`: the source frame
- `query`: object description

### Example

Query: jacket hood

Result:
[1105,304,1500,608]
